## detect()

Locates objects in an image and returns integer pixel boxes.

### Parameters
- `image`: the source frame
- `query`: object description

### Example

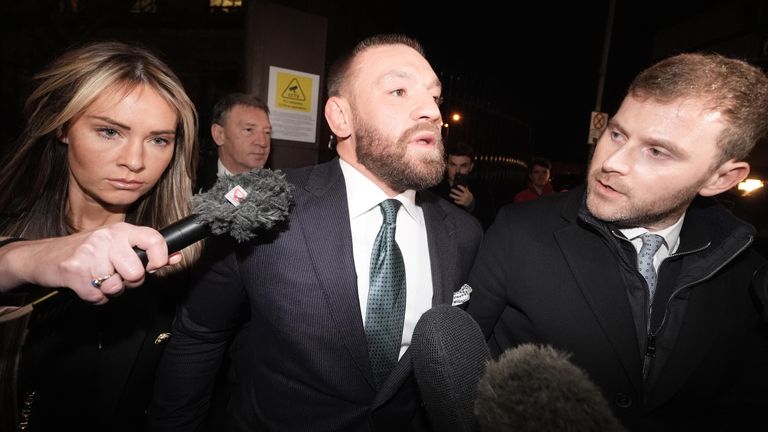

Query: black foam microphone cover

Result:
[412,304,491,432]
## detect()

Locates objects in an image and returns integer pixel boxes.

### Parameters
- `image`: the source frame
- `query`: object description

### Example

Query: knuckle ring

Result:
[90,274,113,289]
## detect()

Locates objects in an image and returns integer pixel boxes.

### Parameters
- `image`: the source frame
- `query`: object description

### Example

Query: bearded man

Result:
[149,34,483,432]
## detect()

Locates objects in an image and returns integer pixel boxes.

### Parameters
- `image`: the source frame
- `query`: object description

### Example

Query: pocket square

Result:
[452,284,472,306]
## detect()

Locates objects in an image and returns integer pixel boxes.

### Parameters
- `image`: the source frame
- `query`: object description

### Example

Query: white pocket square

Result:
[452,284,472,306]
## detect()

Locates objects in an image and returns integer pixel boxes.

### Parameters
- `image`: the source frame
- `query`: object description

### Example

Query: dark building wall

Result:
[0,0,245,154]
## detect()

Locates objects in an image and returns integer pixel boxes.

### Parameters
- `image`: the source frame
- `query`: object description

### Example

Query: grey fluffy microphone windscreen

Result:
[192,168,294,241]
[474,344,626,432]
[412,304,491,432]
[134,168,294,265]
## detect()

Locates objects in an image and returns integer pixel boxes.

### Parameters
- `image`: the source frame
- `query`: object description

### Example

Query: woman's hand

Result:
[0,222,180,304]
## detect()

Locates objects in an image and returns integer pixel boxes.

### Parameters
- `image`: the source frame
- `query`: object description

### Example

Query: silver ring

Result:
[90,274,113,289]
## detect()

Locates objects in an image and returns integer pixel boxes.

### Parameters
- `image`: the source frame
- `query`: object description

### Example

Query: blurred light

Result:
[737,178,764,195]
[443,123,449,128]
[451,113,461,122]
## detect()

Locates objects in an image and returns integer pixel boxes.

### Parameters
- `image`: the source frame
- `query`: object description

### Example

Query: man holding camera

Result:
[430,143,495,228]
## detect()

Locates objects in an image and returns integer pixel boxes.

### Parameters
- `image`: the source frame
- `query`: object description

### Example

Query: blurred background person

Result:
[196,93,271,192]
[192,92,272,428]
[430,143,495,228]
[0,41,200,432]
[513,156,554,203]
[431,143,476,210]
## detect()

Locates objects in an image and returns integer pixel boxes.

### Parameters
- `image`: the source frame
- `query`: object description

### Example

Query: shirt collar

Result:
[217,158,234,177]
[338,158,418,221]
[619,212,686,254]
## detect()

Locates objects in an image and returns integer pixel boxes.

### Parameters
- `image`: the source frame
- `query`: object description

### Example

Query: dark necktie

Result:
[365,199,406,388]
[638,233,664,301]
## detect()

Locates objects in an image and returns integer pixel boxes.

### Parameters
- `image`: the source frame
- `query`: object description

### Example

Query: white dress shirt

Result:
[339,159,434,359]
[217,158,234,177]
[620,212,685,274]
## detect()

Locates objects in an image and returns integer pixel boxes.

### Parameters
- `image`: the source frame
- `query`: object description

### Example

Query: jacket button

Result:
[615,393,632,408]
[154,332,171,345]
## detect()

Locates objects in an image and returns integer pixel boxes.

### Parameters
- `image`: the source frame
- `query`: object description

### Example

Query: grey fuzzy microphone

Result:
[135,168,294,265]
[412,304,491,432]
[474,344,625,432]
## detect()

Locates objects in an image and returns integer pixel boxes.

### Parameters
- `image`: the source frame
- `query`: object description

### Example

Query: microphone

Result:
[474,344,625,432]
[134,168,294,266]
[411,304,491,432]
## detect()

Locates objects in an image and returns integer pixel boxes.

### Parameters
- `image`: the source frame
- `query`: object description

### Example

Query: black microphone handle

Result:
[133,214,211,267]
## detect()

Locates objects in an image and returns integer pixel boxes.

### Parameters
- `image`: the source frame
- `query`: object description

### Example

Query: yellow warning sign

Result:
[276,72,312,112]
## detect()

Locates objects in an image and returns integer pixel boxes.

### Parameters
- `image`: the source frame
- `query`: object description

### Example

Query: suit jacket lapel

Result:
[421,194,455,306]
[297,160,376,387]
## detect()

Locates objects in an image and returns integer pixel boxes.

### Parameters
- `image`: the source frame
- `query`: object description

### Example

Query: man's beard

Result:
[586,170,704,229]
[355,119,445,192]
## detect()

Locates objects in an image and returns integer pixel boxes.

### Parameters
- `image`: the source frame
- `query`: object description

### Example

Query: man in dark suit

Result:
[149,34,483,431]
[193,93,274,430]
[196,93,272,192]
[467,53,768,430]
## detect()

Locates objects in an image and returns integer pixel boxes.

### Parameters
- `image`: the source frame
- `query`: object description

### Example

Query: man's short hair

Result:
[447,143,476,161]
[211,93,270,126]
[527,157,551,174]
[629,52,768,165]
[326,34,425,98]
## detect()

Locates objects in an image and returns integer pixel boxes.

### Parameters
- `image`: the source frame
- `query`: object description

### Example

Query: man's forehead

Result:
[358,43,420,60]
[352,44,438,84]
[231,104,267,115]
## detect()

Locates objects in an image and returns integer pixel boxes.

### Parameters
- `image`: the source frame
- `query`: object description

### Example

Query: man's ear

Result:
[325,96,351,139]
[211,123,225,147]
[699,160,750,197]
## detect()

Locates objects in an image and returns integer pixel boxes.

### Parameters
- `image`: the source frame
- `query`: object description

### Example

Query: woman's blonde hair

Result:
[0,40,200,267]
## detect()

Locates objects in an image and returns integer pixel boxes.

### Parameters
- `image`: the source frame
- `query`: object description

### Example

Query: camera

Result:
[453,173,468,188]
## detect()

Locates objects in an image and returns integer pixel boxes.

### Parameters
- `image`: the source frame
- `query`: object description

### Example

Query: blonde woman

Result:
[0,41,200,431]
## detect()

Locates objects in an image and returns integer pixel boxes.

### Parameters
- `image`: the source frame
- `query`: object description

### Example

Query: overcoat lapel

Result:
[554,222,644,393]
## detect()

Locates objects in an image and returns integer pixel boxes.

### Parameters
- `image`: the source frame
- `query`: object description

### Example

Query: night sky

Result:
[298,0,738,165]
[0,0,745,167]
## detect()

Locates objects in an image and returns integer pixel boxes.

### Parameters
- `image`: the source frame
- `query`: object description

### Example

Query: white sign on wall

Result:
[267,66,320,143]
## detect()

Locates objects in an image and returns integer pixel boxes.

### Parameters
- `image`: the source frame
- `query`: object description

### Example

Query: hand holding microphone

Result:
[0,169,293,317]
[0,223,177,307]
